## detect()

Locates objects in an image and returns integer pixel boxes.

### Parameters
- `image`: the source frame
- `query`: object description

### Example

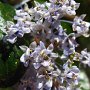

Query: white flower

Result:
[44,78,53,90]
[73,14,90,37]
[62,33,78,56]
[5,21,31,43]
[20,47,30,67]
[80,49,90,66]
[14,9,29,22]
[38,81,43,89]
[49,0,57,3]
[19,41,37,67]
[61,0,80,15]
[41,60,51,67]
[6,35,17,44]
[30,41,58,69]
[63,65,80,86]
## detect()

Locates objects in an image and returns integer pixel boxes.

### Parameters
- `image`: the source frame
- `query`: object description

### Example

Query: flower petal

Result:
[47,43,54,51]
[7,36,17,44]
[33,63,41,69]
[19,45,28,52]
[41,61,51,67]
[30,41,37,49]
[45,79,53,90]
[20,53,26,63]
[50,53,58,58]
[40,41,46,49]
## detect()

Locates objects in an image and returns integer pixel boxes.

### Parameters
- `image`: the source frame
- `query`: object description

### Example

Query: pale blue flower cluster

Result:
[1,0,90,89]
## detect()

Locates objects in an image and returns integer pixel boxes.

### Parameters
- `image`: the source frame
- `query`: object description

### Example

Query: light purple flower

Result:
[61,0,80,15]
[62,33,78,56]
[19,41,37,67]
[73,14,90,37]
[80,49,90,66]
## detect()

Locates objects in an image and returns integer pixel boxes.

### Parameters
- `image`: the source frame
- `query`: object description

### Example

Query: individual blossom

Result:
[36,64,61,90]
[19,41,37,67]
[62,64,80,89]
[0,11,14,34]
[50,25,67,44]
[72,14,90,37]
[62,33,78,56]
[66,66,80,86]
[14,9,31,22]
[49,0,57,3]
[5,21,31,44]
[31,41,58,69]
[36,75,53,90]
[80,49,90,67]
[61,0,80,15]
[30,19,52,41]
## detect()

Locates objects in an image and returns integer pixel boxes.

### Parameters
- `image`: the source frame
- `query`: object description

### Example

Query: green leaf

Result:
[0,55,6,79]
[0,2,15,21]
[0,31,3,40]
[6,45,23,74]
[35,0,48,3]
[61,22,73,34]
[0,2,15,40]
[0,88,13,90]
[0,43,23,83]
[0,13,5,40]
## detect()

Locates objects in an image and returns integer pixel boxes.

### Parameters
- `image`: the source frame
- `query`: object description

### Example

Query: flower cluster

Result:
[20,41,80,90]
[1,0,90,89]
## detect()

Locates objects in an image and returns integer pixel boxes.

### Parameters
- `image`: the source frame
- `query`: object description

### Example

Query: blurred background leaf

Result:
[0,0,22,5]
[0,87,13,90]
[35,0,48,3]
[0,2,15,21]
[0,40,24,87]
[61,22,73,34]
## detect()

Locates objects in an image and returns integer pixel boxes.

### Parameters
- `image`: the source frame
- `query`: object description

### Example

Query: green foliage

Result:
[0,2,16,79]
[6,46,22,74]
[61,22,73,34]
[35,0,48,3]
[0,42,23,85]
[79,71,90,90]
[0,2,15,21]
[0,2,15,41]
[0,88,13,90]
[0,30,4,40]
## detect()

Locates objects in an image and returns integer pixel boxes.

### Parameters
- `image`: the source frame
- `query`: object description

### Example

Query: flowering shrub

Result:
[0,0,90,90]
